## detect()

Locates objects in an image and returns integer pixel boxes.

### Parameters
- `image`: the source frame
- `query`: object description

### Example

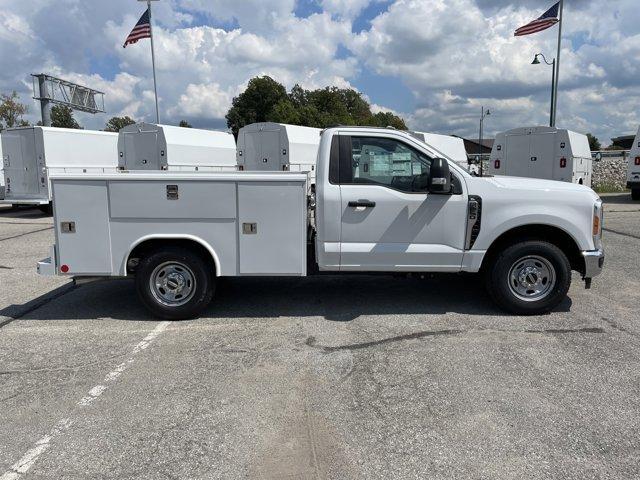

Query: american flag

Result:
[514,2,559,36]
[123,8,151,48]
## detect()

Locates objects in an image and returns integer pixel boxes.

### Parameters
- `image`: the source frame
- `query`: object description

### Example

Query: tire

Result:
[135,246,215,320]
[632,188,640,201]
[485,240,571,315]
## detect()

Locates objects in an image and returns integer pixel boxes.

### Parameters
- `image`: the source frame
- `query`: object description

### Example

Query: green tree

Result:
[225,76,409,134]
[587,133,601,151]
[226,76,290,137]
[0,91,29,130]
[368,111,407,130]
[105,116,136,132]
[50,105,81,129]
[179,120,192,128]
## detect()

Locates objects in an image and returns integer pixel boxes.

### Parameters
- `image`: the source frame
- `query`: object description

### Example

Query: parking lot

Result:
[0,194,639,480]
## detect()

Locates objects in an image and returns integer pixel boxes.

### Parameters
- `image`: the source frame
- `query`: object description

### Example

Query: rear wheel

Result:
[632,188,640,201]
[135,246,215,320]
[486,240,571,315]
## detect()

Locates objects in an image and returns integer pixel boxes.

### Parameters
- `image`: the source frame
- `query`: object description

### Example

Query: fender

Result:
[120,234,222,277]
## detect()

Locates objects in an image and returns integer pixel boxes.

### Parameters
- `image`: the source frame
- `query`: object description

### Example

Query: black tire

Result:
[485,240,571,315]
[632,188,640,201]
[135,246,215,320]
[38,203,53,215]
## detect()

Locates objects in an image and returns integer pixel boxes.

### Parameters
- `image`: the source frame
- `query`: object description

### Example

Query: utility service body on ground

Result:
[489,126,593,186]
[1,127,118,209]
[627,126,640,200]
[118,123,237,172]
[39,127,604,319]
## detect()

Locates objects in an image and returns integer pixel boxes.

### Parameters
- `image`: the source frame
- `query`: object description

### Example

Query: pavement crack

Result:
[603,227,640,240]
[306,329,462,352]
[524,327,605,335]
[601,317,640,338]
[0,226,53,242]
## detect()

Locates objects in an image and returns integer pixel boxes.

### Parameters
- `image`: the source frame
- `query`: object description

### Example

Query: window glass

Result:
[350,137,432,192]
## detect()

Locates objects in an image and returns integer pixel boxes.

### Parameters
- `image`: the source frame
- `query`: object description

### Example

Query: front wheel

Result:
[486,241,571,315]
[135,246,215,320]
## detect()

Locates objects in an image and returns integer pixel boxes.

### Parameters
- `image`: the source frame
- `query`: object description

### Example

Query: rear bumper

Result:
[37,246,57,276]
[582,249,604,279]
[0,198,50,205]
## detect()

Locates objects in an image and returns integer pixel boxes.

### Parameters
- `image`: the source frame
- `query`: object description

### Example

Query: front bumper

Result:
[582,249,605,279]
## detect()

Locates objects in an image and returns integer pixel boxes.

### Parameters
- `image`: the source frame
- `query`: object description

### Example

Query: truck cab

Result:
[38,127,605,319]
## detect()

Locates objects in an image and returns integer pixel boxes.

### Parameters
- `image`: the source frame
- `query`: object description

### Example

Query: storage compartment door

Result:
[3,129,39,196]
[505,133,531,177]
[238,182,306,275]
[53,180,112,275]
[530,133,556,180]
[123,131,160,170]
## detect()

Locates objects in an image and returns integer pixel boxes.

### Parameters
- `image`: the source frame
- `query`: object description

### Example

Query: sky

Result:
[0,0,638,145]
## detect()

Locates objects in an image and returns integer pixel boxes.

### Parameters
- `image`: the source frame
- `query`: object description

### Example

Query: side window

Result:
[349,136,432,193]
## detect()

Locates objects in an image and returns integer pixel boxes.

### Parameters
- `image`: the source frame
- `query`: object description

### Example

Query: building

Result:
[454,136,495,157]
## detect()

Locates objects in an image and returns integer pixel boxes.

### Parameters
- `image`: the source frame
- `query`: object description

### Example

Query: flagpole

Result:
[146,0,160,124]
[552,0,563,127]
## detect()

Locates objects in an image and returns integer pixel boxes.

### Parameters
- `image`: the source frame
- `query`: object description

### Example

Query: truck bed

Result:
[47,171,308,278]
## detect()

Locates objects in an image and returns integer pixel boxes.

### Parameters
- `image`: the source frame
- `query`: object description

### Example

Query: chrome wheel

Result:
[508,255,556,302]
[149,261,196,307]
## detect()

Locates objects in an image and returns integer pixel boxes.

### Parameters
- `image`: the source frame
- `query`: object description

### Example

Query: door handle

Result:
[348,200,376,208]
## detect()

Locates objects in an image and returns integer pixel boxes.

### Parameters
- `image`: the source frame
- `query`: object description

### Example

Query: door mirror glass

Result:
[428,158,451,194]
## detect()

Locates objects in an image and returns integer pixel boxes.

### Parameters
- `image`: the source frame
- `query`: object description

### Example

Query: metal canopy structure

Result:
[31,73,105,126]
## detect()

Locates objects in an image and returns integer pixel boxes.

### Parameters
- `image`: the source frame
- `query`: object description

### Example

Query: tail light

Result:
[494,159,501,169]
[560,157,567,168]
[238,165,244,171]
[635,157,640,166]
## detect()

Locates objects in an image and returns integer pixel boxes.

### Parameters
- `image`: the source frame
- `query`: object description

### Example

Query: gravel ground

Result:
[0,195,639,480]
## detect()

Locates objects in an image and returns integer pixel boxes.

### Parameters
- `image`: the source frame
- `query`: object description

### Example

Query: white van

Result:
[1,127,119,211]
[118,123,236,172]
[626,126,640,200]
[489,126,593,186]
[409,131,471,172]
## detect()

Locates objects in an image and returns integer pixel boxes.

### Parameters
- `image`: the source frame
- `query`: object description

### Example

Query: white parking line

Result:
[0,321,170,480]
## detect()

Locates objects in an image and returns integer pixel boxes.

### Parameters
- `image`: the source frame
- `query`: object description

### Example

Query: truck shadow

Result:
[0,206,50,219]
[6,274,572,323]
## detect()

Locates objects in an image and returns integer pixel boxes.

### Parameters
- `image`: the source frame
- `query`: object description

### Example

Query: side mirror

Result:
[428,158,451,194]
[594,152,602,162]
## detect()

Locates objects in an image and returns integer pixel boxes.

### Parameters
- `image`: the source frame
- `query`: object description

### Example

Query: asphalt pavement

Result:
[0,195,639,480]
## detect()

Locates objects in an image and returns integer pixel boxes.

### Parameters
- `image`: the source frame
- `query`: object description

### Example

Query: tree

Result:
[587,133,601,151]
[179,120,192,128]
[50,105,81,129]
[226,76,290,137]
[105,116,136,132]
[226,77,409,135]
[0,91,29,130]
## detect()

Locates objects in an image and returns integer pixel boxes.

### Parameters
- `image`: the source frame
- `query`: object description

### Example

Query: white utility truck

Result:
[236,122,321,181]
[627,126,640,200]
[1,127,118,211]
[489,127,593,186]
[38,127,604,319]
[410,131,469,171]
[118,123,236,172]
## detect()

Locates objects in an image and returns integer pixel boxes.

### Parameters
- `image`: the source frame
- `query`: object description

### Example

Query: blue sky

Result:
[1,0,639,144]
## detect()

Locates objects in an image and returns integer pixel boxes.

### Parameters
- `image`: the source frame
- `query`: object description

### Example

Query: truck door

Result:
[258,128,282,171]
[123,130,159,170]
[337,135,467,271]
[3,129,39,197]
[530,132,556,180]
[505,132,531,177]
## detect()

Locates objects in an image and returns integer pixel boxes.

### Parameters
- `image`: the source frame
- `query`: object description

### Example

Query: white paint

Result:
[0,321,170,479]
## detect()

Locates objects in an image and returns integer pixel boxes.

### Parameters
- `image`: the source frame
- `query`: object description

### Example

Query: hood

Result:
[467,175,600,201]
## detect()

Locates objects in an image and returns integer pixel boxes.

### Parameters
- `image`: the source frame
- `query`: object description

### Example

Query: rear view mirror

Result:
[428,158,451,194]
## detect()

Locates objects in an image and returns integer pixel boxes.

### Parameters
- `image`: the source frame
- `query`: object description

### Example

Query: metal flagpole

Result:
[145,0,160,123]
[551,0,563,127]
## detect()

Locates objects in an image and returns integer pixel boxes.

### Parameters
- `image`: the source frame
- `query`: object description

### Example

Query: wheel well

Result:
[481,225,584,274]
[126,239,217,275]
